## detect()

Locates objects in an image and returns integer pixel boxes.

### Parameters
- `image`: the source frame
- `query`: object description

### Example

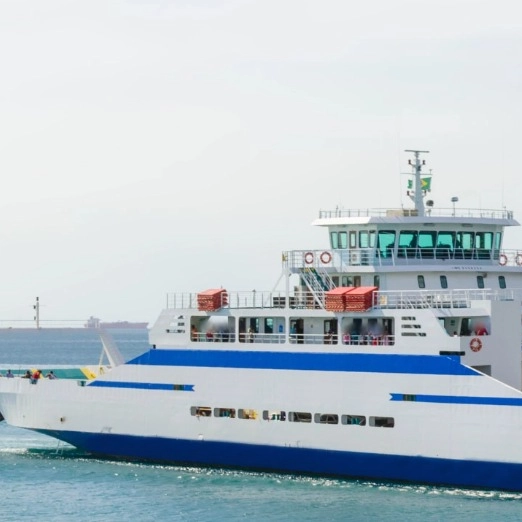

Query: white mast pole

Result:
[405,149,429,217]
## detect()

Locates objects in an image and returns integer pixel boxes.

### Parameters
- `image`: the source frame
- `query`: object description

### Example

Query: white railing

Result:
[374,288,518,309]
[317,207,514,220]
[285,248,519,270]
[167,291,300,310]
[188,330,396,346]
[167,288,521,312]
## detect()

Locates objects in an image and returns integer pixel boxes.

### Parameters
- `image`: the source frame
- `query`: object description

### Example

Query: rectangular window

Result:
[341,276,353,286]
[493,232,502,260]
[359,230,375,248]
[477,275,485,289]
[436,231,454,259]
[499,275,506,289]
[339,231,348,249]
[475,232,493,260]
[398,230,417,258]
[374,275,380,288]
[341,414,366,426]
[288,411,312,423]
[440,275,448,289]
[238,409,258,420]
[417,275,425,289]
[190,406,212,417]
[264,318,274,334]
[377,231,396,258]
[369,230,376,247]
[330,231,339,249]
[214,408,236,418]
[418,231,436,259]
[263,410,286,421]
[349,231,357,249]
[369,416,395,428]
[456,231,475,259]
[314,413,339,425]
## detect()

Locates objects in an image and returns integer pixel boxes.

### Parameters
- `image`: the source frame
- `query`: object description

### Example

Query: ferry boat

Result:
[2,149,522,491]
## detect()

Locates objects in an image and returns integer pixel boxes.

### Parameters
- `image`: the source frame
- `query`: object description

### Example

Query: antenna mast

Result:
[405,149,430,217]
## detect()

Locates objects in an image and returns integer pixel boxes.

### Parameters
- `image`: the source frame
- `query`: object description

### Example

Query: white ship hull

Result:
[3,328,522,490]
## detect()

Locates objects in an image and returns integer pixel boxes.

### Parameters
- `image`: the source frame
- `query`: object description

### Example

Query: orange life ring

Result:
[470,337,482,352]
[320,251,332,264]
[304,252,314,264]
[516,254,522,266]
[499,254,508,266]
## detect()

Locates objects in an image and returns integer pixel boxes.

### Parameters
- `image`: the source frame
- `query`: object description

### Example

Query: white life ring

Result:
[320,251,332,264]
[516,254,522,266]
[304,252,314,265]
[499,254,508,266]
[470,337,482,352]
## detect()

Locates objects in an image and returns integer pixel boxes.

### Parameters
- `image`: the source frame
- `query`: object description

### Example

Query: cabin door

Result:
[324,319,338,344]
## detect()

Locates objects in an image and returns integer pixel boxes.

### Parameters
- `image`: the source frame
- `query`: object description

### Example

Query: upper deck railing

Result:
[284,248,522,269]
[166,288,520,312]
[317,207,514,220]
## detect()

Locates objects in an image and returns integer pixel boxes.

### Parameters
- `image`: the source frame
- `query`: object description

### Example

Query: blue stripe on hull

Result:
[391,393,522,406]
[127,350,478,376]
[38,430,522,491]
[87,381,194,391]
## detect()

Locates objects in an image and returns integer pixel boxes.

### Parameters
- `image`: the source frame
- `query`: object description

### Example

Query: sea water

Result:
[1,330,522,521]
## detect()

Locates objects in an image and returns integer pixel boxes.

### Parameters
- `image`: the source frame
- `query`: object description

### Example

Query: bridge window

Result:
[475,232,493,259]
[456,231,475,259]
[418,231,436,259]
[359,230,376,248]
[330,231,339,249]
[436,231,454,259]
[493,232,502,260]
[398,231,417,258]
[349,231,357,248]
[377,231,396,258]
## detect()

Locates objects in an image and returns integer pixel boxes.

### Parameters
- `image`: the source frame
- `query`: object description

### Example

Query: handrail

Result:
[167,288,519,311]
[317,207,514,220]
[284,248,521,269]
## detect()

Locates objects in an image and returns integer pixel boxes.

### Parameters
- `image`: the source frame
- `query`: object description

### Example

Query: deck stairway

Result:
[301,266,336,309]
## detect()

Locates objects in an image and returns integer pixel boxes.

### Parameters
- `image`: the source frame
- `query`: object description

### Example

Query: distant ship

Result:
[84,316,148,329]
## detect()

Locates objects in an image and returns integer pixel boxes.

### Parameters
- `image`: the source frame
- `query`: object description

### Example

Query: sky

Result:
[1,0,522,326]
